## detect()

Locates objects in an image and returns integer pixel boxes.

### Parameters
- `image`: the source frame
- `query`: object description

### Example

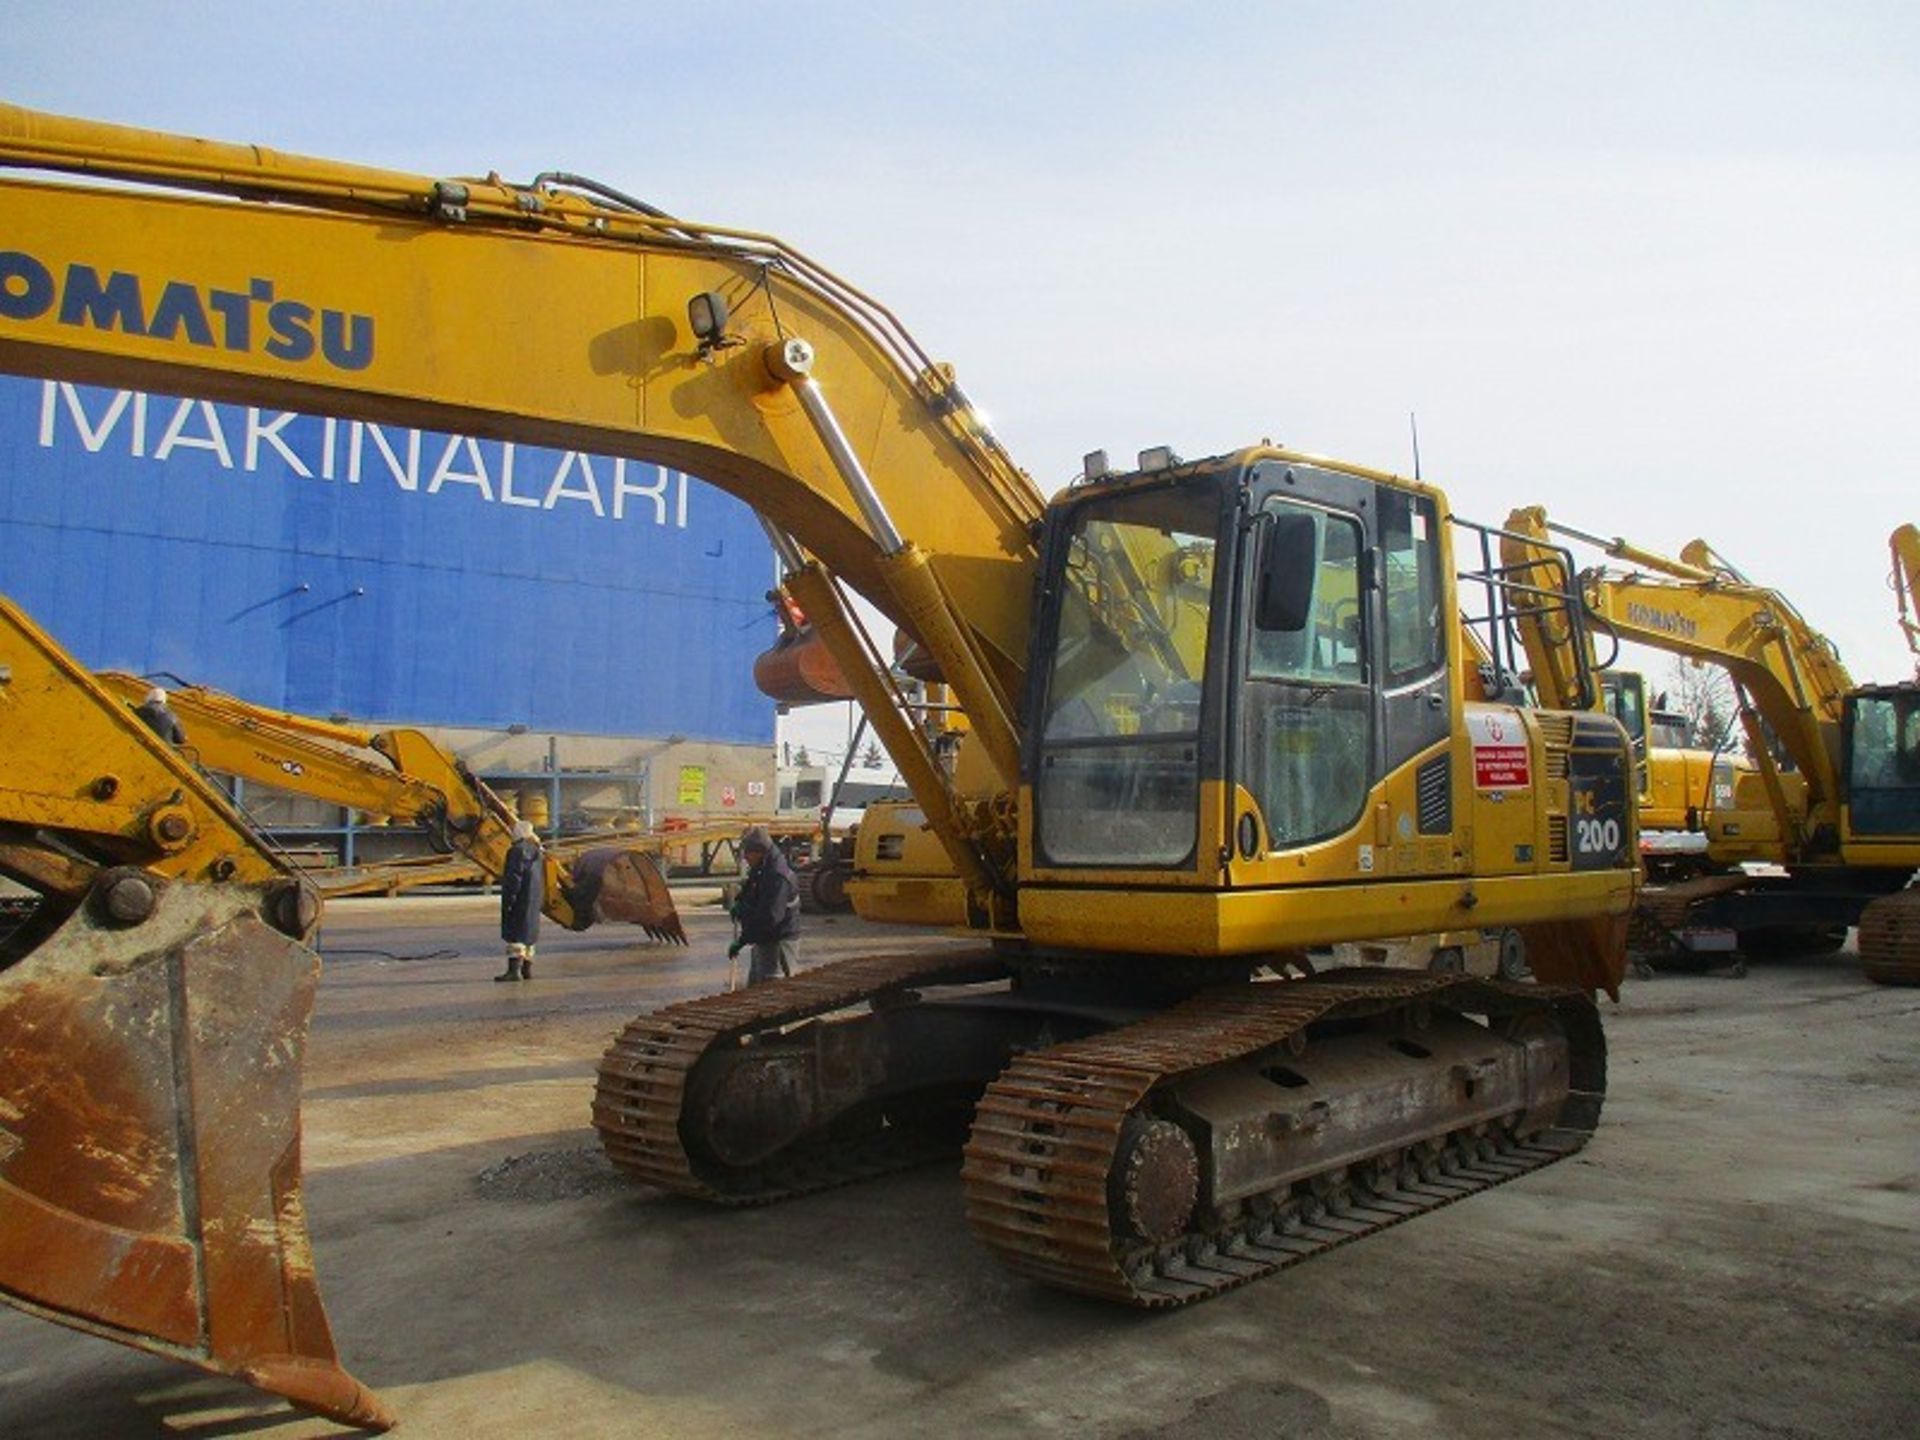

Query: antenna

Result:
[1408,412,1422,481]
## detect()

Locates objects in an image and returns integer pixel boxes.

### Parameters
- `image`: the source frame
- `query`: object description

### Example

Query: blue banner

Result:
[0,378,773,743]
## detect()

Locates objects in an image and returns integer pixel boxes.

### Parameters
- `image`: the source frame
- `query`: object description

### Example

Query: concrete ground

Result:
[2,897,1916,1439]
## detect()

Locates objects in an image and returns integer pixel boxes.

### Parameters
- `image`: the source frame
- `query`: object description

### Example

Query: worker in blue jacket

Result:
[728,825,798,985]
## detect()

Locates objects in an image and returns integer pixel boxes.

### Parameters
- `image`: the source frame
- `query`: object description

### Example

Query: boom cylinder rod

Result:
[1545,518,1717,583]
[768,340,908,556]
[797,376,904,553]
[756,515,808,573]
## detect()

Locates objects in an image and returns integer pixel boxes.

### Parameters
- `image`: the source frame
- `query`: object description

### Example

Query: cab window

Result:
[1241,499,1371,848]
[1381,490,1443,684]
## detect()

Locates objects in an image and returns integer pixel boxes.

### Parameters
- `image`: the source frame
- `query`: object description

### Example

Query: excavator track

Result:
[1859,887,1920,986]
[593,949,1011,1204]
[962,969,1603,1307]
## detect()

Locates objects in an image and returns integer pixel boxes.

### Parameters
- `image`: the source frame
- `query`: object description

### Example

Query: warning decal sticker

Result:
[1466,709,1531,789]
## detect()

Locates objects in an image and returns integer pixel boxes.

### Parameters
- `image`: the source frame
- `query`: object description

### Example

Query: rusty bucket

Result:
[0,878,393,1430]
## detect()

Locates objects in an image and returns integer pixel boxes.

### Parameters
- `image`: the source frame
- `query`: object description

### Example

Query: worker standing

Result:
[496,819,543,982]
[133,686,186,745]
[728,825,799,985]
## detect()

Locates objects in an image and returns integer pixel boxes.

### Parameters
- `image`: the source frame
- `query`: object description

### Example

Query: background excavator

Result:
[0,104,1637,1428]
[93,671,686,942]
[1504,507,1920,984]
[1598,667,1723,879]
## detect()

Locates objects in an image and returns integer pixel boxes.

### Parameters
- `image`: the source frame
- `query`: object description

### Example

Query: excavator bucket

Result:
[0,879,393,1430]
[0,590,391,1427]
[563,847,688,944]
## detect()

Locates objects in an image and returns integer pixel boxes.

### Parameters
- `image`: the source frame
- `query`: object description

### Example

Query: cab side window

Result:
[1243,500,1371,847]
[1381,491,1443,684]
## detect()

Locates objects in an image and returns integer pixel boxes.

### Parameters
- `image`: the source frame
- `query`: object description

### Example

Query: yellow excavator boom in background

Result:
[1503,506,1920,982]
[0,104,1638,1427]
[1891,522,1920,675]
[93,671,686,941]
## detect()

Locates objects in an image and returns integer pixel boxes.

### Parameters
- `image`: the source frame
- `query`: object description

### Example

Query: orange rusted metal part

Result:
[0,877,393,1430]
[752,624,859,707]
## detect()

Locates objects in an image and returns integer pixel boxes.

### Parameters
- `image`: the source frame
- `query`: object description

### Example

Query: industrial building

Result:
[0,374,778,859]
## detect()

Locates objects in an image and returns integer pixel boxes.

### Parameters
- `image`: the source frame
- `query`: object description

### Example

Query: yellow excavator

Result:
[0,105,1638,1428]
[93,671,686,941]
[1504,508,1920,984]
[1597,668,1721,879]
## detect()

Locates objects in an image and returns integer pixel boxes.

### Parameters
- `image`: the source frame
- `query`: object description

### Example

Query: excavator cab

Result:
[1028,456,1427,885]
[1844,684,1920,840]
[1017,451,1636,993]
[1601,670,1652,797]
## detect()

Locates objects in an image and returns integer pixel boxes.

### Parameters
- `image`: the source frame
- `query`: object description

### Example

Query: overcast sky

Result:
[5,2,1916,766]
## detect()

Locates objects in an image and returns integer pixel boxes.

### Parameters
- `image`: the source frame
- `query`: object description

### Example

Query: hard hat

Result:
[511,819,537,841]
[145,686,168,706]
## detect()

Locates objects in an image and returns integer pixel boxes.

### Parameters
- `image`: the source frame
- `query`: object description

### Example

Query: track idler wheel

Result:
[1110,1116,1200,1244]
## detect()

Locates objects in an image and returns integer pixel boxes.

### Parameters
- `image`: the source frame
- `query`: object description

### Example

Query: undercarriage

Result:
[592,951,1604,1305]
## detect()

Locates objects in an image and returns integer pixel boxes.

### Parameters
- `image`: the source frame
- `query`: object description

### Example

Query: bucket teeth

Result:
[566,847,687,944]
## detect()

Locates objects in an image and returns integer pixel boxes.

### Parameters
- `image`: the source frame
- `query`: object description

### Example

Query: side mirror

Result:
[1255,511,1318,633]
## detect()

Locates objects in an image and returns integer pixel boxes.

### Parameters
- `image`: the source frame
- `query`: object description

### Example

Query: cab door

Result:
[1233,462,1379,855]
[1376,487,1451,805]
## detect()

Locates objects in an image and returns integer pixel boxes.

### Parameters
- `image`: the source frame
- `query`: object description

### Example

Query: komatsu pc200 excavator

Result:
[1504,507,1920,984]
[0,105,1637,1428]
[93,671,686,942]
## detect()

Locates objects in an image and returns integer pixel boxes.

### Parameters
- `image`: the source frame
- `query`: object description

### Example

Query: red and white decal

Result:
[1467,709,1531,789]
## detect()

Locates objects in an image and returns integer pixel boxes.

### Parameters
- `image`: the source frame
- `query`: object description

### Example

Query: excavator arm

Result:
[0,102,1042,899]
[1495,506,1602,713]
[1892,523,1920,675]
[93,673,685,941]
[0,598,391,1429]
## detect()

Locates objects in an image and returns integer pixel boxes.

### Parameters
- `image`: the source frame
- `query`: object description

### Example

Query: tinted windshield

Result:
[1037,482,1218,866]
[1849,691,1920,836]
